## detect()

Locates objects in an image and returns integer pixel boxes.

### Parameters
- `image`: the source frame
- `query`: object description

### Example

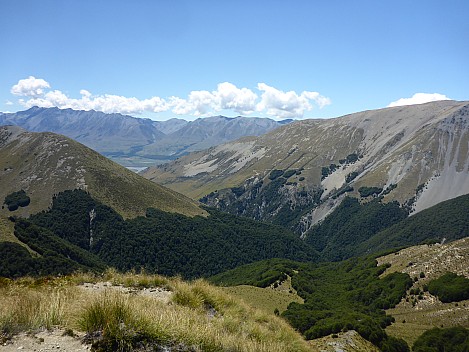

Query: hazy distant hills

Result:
[143,100,469,234]
[140,115,288,159]
[0,107,287,167]
[0,125,204,219]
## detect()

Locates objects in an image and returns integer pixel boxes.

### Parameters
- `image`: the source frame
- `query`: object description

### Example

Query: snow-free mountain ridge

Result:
[0,107,286,167]
[144,100,469,234]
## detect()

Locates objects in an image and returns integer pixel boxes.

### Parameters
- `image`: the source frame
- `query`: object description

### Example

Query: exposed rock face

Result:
[144,100,469,232]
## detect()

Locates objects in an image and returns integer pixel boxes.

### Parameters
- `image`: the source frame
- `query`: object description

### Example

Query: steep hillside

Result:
[1,189,316,279]
[0,108,285,167]
[357,193,469,254]
[377,237,469,346]
[144,100,469,234]
[0,126,204,219]
[303,193,469,261]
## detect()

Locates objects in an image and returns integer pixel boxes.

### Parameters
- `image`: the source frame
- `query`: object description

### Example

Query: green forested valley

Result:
[1,189,316,279]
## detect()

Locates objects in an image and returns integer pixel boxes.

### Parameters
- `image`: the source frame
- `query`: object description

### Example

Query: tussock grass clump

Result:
[0,272,313,351]
[78,291,164,351]
[170,278,237,311]
[0,285,72,335]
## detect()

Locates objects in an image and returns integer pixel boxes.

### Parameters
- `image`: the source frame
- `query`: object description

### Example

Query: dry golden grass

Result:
[0,272,314,351]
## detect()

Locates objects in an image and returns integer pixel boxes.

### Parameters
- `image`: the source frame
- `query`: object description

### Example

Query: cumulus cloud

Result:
[216,82,258,114]
[168,82,258,116]
[387,93,451,107]
[11,76,50,97]
[256,83,331,118]
[11,77,330,118]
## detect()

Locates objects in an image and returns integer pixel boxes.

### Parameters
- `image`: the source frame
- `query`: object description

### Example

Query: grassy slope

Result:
[377,237,469,346]
[81,145,206,218]
[0,127,205,219]
[0,272,314,352]
[221,276,303,315]
[0,216,37,255]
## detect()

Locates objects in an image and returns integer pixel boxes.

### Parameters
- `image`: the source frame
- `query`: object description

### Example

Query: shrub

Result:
[321,167,330,180]
[427,272,469,302]
[283,170,297,179]
[345,171,359,183]
[231,186,245,197]
[79,291,156,351]
[4,190,30,211]
[346,153,359,163]
[269,169,284,180]
[413,327,469,352]
[358,186,383,197]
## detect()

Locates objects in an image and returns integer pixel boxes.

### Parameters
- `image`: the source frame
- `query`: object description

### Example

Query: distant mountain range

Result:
[143,100,469,235]
[0,107,289,167]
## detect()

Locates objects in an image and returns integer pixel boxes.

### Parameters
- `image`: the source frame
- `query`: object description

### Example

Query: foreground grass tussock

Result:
[0,271,312,351]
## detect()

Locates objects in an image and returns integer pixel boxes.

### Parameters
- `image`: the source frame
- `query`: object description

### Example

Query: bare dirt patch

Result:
[1,329,90,352]
[79,281,172,304]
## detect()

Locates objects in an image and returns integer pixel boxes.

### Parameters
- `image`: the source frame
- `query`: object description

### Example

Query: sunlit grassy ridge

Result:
[221,277,303,315]
[0,126,205,219]
[0,271,313,351]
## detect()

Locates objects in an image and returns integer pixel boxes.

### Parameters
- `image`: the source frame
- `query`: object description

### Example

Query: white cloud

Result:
[5,101,13,106]
[387,93,451,107]
[216,82,257,114]
[167,82,258,116]
[11,76,51,97]
[11,77,330,118]
[256,83,331,118]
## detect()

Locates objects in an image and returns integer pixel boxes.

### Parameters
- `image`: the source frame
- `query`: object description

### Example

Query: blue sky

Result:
[1,0,468,120]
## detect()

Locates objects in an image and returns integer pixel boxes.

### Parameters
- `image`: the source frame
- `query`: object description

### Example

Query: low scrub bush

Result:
[4,190,30,211]
[427,272,469,303]
[412,327,469,352]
